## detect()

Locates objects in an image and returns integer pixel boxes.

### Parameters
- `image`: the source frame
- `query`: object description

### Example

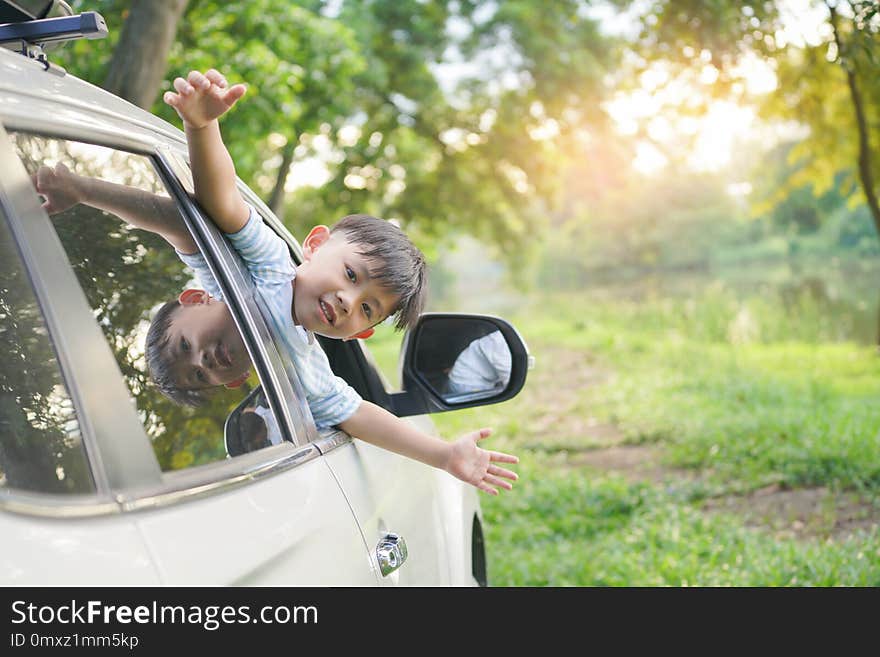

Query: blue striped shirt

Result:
[179,207,362,429]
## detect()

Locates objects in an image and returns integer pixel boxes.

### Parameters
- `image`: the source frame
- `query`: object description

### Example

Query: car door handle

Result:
[376,532,408,577]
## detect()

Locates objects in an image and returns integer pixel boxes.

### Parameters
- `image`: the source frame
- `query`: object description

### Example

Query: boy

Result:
[159,67,519,495]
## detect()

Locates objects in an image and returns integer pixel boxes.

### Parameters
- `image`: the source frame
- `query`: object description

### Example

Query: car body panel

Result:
[0,49,186,153]
[0,44,495,586]
[0,510,161,585]
[320,413,480,586]
[134,456,378,586]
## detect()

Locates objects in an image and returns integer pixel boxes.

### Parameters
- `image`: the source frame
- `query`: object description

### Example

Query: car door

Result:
[317,422,455,586]
[230,189,456,586]
[0,121,378,586]
[0,130,161,585]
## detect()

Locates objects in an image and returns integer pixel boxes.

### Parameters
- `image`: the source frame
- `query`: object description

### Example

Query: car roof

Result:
[0,47,187,153]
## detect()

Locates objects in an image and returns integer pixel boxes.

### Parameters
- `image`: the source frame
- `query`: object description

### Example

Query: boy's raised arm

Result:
[164,69,250,234]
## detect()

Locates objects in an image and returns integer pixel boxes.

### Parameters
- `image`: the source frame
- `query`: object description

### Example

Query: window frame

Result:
[154,149,319,449]
[0,123,325,517]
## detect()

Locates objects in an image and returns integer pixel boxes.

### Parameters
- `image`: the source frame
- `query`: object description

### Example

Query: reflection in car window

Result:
[12,134,283,471]
[0,205,93,494]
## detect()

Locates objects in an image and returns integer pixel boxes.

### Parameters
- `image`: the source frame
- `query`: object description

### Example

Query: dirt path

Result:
[520,346,879,542]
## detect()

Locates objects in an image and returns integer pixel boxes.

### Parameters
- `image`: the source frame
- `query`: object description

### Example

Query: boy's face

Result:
[293,226,400,340]
[166,290,252,390]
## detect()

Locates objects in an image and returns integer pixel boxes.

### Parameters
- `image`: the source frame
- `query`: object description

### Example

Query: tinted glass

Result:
[0,204,93,494]
[13,134,284,471]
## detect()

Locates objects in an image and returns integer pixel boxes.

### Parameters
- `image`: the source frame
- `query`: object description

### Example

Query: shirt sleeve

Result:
[297,346,363,429]
[226,207,362,429]
[176,249,223,300]
[224,206,296,288]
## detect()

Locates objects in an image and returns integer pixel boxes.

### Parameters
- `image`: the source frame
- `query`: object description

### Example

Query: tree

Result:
[58,1,619,265]
[282,0,617,267]
[619,0,878,234]
[618,0,880,340]
[103,0,189,108]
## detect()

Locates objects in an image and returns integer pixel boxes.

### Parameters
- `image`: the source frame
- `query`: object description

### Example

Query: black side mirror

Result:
[223,385,277,457]
[389,313,532,417]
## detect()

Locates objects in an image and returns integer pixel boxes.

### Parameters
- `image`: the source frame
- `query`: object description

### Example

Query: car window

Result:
[0,201,93,495]
[11,133,285,472]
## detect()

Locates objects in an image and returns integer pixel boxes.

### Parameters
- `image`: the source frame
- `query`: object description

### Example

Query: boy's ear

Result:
[178,288,209,305]
[302,225,331,261]
[224,370,251,389]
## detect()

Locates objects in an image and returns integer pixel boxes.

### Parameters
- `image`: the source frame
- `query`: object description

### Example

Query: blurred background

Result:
[57,0,879,585]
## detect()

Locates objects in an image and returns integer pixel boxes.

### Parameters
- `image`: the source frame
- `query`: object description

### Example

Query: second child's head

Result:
[146,214,427,407]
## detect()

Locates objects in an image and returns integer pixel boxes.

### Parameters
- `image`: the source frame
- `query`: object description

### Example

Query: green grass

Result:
[367,282,880,586]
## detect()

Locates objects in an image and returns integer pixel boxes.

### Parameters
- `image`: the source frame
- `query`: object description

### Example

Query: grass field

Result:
[367,274,880,586]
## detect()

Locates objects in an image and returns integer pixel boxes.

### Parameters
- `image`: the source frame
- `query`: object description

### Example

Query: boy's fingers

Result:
[163,91,178,107]
[472,428,492,441]
[173,77,193,96]
[226,84,247,101]
[488,465,518,481]
[205,68,227,87]
[187,70,209,89]
[489,450,519,464]
[477,482,499,496]
[222,84,247,106]
[484,475,513,490]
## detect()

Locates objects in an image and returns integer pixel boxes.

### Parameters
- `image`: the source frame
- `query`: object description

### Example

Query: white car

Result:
[0,3,529,586]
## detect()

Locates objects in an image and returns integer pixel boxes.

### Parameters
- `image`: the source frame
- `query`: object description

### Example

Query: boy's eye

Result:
[361,302,372,319]
[345,266,356,282]
[181,338,189,353]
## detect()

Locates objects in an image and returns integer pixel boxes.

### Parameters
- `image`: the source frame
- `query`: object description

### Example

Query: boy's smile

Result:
[293,227,399,340]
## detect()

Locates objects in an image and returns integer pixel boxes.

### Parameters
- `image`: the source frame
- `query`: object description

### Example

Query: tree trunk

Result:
[828,3,880,345]
[840,68,880,237]
[268,141,296,218]
[103,0,189,110]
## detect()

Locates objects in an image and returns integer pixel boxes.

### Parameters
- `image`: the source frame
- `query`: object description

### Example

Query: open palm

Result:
[163,69,246,130]
[446,428,519,495]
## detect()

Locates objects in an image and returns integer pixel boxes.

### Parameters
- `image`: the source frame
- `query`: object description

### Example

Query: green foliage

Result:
[619,0,879,236]
[534,167,746,284]
[55,1,619,263]
[394,273,880,585]
[628,0,782,69]
[482,465,880,586]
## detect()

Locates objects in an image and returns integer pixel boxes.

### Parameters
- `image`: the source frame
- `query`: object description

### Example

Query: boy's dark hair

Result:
[145,299,212,408]
[331,214,427,331]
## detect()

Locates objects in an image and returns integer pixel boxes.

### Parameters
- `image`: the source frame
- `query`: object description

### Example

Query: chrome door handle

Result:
[376,532,408,577]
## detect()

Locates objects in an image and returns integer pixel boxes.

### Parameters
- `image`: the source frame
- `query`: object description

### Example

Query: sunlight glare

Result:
[633,141,667,175]
[690,101,756,171]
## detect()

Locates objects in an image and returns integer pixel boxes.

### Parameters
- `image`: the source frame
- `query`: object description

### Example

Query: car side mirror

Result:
[389,313,532,417]
[224,385,274,457]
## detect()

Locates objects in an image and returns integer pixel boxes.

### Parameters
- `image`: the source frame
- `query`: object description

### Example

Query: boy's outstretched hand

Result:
[163,69,246,130]
[445,428,519,496]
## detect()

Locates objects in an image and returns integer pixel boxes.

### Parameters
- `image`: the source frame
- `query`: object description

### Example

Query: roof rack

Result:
[0,6,107,74]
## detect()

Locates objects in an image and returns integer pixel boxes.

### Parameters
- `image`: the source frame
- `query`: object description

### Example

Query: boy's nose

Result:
[200,349,215,369]
[336,291,351,315]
